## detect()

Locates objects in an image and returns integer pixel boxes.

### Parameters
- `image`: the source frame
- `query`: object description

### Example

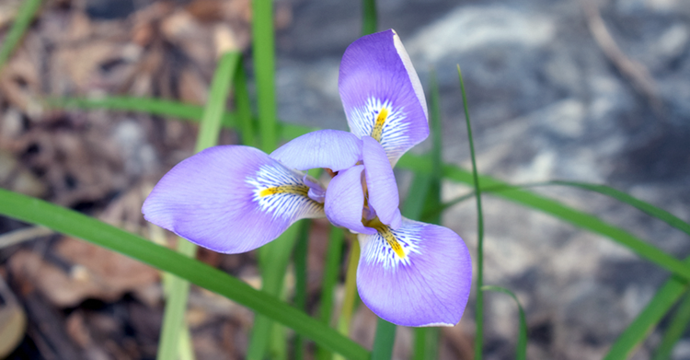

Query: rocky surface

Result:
[275,0,690,358]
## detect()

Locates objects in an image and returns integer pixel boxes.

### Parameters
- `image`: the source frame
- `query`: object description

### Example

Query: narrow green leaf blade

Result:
[653,290,690,360]
[0,189,369,360]
[252,0,278,152]
[0,0,42,72]
[456,65,485,360]
[361,0,377,36]
[48,97,236,127]
[372,319,396,360]
[316,227,345,360]
[482,286,527,360]
[292,221,311,360]
[551,181,690,237]
[604,264,690,360]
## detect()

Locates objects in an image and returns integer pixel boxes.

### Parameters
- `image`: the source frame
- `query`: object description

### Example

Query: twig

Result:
[581,0,662,111]
[0,226,53,249]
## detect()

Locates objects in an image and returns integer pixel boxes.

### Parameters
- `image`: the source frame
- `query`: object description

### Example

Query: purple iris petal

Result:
[356,218,472,327]
[362,136,402,229]
[142,146,324,254]
[270,129,363,171]
[339,29,429,166]
[324,165,377,235]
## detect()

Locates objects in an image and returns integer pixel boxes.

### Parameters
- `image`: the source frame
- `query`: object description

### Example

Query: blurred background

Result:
[0,0,688,358]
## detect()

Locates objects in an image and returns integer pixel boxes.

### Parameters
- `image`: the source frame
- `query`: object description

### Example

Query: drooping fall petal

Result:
[357,218,472,327]
[143,146,324,253]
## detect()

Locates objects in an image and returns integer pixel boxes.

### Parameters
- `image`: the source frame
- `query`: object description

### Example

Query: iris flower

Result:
[143,29,472,327]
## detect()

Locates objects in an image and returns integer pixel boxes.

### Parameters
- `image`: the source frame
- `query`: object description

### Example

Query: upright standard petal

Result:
[324,165,376,235]
[362,136,402,229]
[339,29,429,166]
[270,129,362,171]
[142,146,324,254]
[357,218,472,327]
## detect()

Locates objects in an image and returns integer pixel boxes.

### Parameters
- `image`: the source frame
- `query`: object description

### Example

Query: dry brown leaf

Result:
[56,237,159,295]
[0,47,42,117]
[0,278,26,358]
[9,241,158,307]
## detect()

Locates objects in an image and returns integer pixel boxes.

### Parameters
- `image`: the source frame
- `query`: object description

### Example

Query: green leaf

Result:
[0,0,42,72]
[604,264,690,360]
[653,290,690,360]
[482,286,527,360]
[456,65,485,360]
[550,181,690,238]
[0,188,369,360]
[248,224,301,360]
[292,221,311,360]
[372,319,396,360]
[47,97,236,127]
[316,227,346,360]
[234,60,258,147]
[361,0,377,36]
[252,0,278,153]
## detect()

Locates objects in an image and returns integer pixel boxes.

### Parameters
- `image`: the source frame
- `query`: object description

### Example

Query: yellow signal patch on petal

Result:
[259,185,310,197]
[367,217,406,259]
[370,108,388,142]
[380,227,406,259]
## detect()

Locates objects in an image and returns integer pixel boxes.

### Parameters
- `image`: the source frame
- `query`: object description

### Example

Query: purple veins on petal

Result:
[339,29,429,166]
[270,129,363,172]
[362,136,402,229]
[356,218,472,327]
[142,145,324,254]
[324,165,377,235]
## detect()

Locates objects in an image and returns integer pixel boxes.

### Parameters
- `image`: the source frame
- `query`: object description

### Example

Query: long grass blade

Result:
[482,286,527,360]
[292,221,311,360]
[157,51,240,360]
[456,65,485,360]
[372,319,396,360]
[247,223,301,360]
[362,0,377,36]
[604,262,690,359]
[0,0,42,72]
[248,1,294,357]
[0,189,369,360]
[652,290,690,360]
[252,0,278,152]
[48,97,236,127]
[550,181,690,237]
[233,59,257,147]
[316,227,346,360]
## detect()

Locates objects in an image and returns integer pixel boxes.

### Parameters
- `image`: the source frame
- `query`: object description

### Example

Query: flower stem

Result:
[334,236,361,360]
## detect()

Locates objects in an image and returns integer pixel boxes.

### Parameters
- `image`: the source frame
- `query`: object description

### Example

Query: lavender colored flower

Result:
[143,29,472,327]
